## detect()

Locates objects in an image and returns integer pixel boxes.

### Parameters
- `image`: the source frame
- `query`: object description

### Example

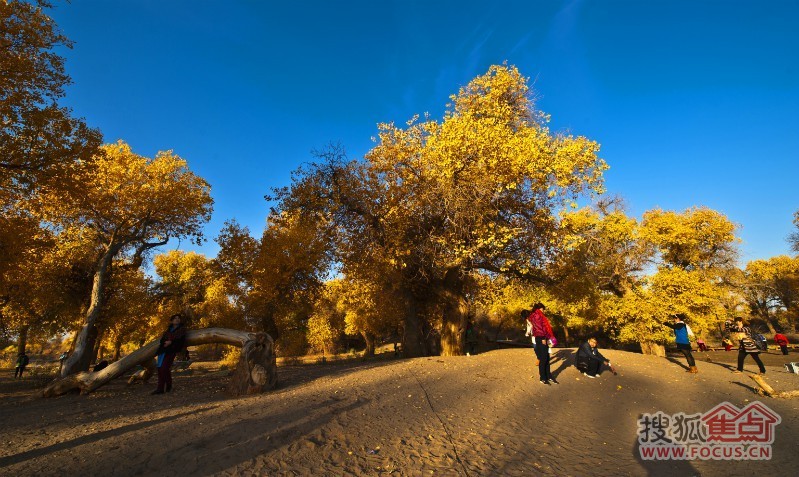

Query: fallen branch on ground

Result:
[43,328,277,397]
[749,374,799,398]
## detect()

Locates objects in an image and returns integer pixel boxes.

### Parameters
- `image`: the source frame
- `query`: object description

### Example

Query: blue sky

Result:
[49,0,799,263]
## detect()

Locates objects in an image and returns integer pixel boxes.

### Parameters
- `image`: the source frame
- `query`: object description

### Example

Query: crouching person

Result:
[575,337,610,378]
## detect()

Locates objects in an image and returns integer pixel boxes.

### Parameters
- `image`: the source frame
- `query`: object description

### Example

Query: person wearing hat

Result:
[731,317,766,375]
[527,302,557,385]
[664,313,697,373]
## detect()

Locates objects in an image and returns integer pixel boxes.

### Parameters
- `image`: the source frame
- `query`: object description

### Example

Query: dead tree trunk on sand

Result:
[749,374,799,399]
[43,328,277,397]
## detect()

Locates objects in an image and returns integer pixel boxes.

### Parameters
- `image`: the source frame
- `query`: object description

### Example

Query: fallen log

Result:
[749,374,799,399]
[43,328,277,397]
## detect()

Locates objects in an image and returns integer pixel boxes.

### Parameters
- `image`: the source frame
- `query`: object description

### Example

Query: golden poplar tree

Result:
[38,141,213,375]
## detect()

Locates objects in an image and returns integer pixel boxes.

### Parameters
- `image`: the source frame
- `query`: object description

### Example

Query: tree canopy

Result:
[2,5,796,367]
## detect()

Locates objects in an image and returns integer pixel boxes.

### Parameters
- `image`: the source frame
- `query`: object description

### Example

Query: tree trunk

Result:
[361,330,375,357]
[639,340,666,357]
[562,324,571,347]
[440,299,468,356]
[762,318,777,335]
[61,247,117,377]
[126,357,156,385]
[17,325,29,356]
[401,290,427,358]
[113,338,123,361]
[227,332,278,395]
[91,328,105,364]
[259,313,279,340]
[44,328,278,397]
[439,270,468,357]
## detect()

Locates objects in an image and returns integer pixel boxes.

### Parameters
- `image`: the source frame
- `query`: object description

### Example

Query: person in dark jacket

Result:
[152,314,187,395]
[575,338,610,378]
[14,352,29,378]
[664,313,697,373]
[731,317,766,375]
[527,302,557,385]
[465,320,478,356]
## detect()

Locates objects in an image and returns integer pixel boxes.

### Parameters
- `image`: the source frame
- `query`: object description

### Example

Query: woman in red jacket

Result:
[528,302,557,385]
[774,333,790,355]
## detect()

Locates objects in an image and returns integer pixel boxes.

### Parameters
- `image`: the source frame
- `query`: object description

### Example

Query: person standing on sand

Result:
[664,314,697,373]
[575,337,611,378]
[774,332,789,355]
[465,320,478,356]
[14,352,29,378]
[152,314,187,395]
[528,302,557,385]
[731,317,766,375]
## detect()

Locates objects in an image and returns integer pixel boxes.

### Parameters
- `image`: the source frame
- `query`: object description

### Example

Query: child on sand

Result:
[664,314,697,373]
[528,302,557,385]
[731,317,766,375]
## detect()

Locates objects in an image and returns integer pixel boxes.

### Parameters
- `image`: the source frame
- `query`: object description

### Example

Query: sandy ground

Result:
[1,348,798,476]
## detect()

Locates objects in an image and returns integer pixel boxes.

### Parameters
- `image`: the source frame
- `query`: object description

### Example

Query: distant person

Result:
[774,333,790,356]
[528,302,557,385]
[722,338,733,352]
[465,320,478,356]
[14,352,29,379]
[152,313,187,395]
[58,352,69,373]
[575,338,611,378]
[731,317,766,375]
[696,337,708,352]
[664,313,697,373]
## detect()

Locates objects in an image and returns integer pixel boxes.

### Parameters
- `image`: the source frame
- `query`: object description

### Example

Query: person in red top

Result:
[527,302,557,385]
[774,333,790,355]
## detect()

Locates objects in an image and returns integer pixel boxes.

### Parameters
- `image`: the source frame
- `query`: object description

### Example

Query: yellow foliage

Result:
[641,207,739,270]
[37,140,213,249]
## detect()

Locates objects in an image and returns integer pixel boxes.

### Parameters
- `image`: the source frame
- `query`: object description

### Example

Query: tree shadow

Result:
[702,359,736,372]
[273,357,403,393]
[0,406,219,467]
[632,439,703,477]
[730,381,761,395]
[189,397,370,475]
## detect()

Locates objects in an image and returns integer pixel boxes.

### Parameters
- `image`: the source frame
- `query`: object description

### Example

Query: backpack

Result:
[753,334,768,351]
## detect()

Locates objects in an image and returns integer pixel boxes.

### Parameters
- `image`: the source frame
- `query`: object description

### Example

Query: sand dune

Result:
[1,348,798,476]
